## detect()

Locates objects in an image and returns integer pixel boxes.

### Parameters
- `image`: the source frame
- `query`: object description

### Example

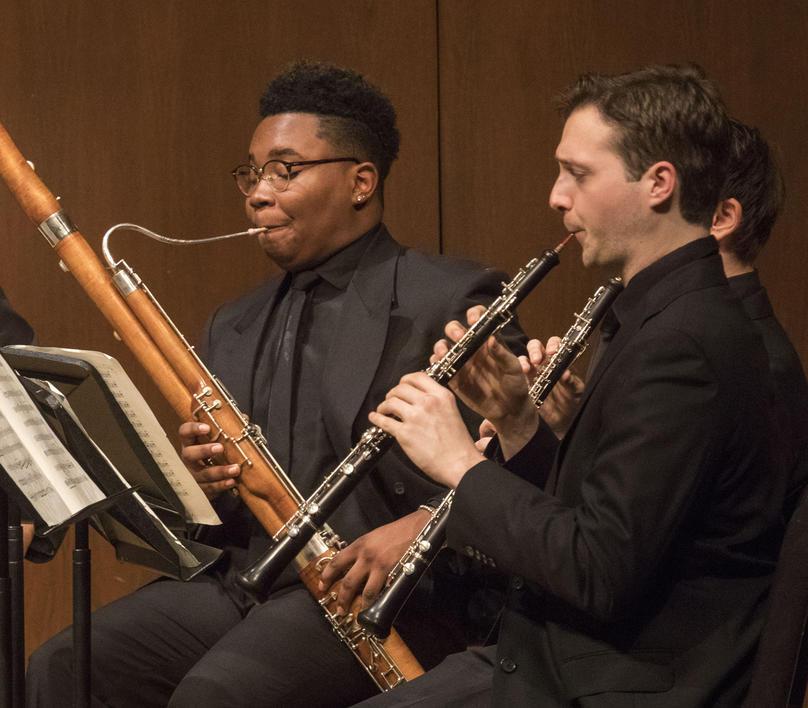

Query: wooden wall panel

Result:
[5,0,808,671]
[438,0,808,366]
[0,0,439,657]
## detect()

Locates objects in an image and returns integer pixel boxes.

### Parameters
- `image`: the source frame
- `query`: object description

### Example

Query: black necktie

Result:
[585,307,620,381]
[265,271,320,471]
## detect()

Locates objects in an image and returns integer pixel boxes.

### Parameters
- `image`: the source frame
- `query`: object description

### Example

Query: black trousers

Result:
[353,645,495,707]
[26,575,376,707]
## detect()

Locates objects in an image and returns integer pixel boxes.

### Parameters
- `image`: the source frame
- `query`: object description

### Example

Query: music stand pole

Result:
[72,520,91,708]
[0,490,10,708]
[7,501,24,708]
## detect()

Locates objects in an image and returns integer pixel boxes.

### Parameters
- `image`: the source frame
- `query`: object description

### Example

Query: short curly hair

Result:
[719,119,784,265]
[259,60,400,182]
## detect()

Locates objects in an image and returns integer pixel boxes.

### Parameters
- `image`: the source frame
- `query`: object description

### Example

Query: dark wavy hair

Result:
[719,119,784,264]
[259,60,400,182]
[557,64,731,228]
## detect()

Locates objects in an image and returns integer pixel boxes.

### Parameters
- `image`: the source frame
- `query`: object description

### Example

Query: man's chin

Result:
[257,231,299,268]
[579,244,596,269]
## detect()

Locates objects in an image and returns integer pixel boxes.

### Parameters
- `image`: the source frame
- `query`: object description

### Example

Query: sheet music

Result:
[13,347,219,525]
[0,356,106,526]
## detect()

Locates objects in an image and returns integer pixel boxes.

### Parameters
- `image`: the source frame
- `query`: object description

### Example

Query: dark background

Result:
[1,0,805,657]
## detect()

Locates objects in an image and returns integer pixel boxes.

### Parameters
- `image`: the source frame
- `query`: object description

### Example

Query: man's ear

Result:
[711,198,743,243]
[351,161,379,207]
[644,161,677,210]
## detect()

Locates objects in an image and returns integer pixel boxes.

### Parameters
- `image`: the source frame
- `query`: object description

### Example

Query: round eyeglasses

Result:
[231,157,359,196]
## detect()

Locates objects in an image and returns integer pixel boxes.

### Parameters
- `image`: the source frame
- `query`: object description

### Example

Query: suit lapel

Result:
[552,312,640,480]
[214,278,285,417]
[321,229,400,454]
[553,250,726,478]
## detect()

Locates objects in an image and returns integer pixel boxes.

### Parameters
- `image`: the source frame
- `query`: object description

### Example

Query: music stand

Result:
[0,348,221,707]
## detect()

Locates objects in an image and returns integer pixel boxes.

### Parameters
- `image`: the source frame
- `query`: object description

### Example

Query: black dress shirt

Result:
[252,226,379,498]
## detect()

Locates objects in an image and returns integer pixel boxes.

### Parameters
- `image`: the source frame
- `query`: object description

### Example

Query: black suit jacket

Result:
[730,271,808,519]
[448,238,784,706]
[0,287,34,347]
[200,226,523,543]
[196,226,526,666]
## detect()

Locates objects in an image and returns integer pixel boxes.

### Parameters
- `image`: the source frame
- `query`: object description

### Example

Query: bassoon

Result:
[357,277,623,638]
[0,119,422,691]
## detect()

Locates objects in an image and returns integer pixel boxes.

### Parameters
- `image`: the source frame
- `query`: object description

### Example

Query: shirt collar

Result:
[727,269,761,300]
[611,236,719,329]
[309,223,382,291]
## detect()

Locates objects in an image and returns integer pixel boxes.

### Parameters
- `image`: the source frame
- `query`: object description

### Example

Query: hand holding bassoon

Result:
[179,421,242,499]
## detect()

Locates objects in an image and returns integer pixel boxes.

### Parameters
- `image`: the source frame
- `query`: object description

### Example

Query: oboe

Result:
[236,235,574,598]
[358,277,623,638]
[0,121,422,691]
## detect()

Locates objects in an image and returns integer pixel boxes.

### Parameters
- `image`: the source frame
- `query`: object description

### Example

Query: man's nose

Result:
[248,177,277,208]
[548,177,570,213]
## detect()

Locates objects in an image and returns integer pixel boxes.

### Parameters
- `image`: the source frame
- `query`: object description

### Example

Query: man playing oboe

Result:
[524,117,807,520]
[366,65,785,705]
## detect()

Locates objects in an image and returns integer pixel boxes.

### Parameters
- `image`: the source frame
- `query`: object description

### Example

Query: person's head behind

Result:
[244,61,399,271]
[557,64,731,229]
[712,119,784,266]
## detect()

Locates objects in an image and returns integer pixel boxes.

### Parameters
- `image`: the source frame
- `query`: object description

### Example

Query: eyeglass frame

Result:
[230,157,360,195]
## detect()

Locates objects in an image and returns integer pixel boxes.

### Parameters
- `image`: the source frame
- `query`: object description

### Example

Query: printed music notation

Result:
[14,347,220,526]
[0,357,106,526]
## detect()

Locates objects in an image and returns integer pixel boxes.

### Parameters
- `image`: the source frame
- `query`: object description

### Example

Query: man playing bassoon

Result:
[27,61,523,707]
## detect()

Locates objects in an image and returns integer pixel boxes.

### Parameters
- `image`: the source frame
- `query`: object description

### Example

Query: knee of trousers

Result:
[168,676,240,708]
[26,630,74,696]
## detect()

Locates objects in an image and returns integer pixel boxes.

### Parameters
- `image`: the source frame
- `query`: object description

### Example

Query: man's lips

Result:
[254,223,290,232]
[254,224,292,243]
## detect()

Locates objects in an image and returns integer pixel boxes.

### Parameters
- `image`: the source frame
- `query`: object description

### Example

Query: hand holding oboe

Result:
[370,305,536,486]
[524,337,586,438]
[476,335,585,441]
[433,304,540,459]
[318,508,433,614]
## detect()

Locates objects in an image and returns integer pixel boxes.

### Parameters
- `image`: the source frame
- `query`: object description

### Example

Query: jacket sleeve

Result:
[446,325,750,622]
